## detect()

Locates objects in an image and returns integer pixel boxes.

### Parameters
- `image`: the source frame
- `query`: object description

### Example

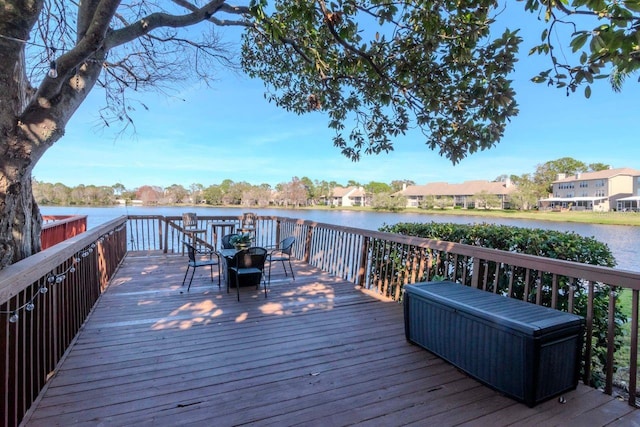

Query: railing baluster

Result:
[551,274,559,309]
[629,289,638,407]
[568,278,576,313]
[477,258,486,290]
[357,236,368,287]
[583,280,595,385]
[507,265,515,297]
[492,262,500,294]
[523,269,531,302]
[461,254,468,285]
[605,287,617,395]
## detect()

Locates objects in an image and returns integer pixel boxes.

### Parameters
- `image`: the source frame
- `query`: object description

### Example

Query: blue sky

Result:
[32,5,640,190]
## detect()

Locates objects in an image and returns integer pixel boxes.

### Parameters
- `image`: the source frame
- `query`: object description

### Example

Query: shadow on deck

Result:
[22,252,640,426]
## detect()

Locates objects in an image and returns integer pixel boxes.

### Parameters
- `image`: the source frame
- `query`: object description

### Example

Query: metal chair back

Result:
[221,233,239,249]
[182,212,198,228]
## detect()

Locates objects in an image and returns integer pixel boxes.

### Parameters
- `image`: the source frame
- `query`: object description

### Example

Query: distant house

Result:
[539,167,640,212]
[397,180,515,209]
[329,186,367,207]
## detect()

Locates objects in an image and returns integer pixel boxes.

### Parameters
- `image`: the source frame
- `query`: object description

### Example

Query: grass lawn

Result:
[313,205,640,227]
[614,288,639,391]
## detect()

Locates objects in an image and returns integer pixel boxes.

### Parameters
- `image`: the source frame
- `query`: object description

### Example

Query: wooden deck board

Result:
[23,253,640,426]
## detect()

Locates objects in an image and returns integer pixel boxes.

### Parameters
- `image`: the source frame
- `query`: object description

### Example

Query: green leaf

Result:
[625,0,640,12]
[585,85,592,98]
[570,33,589,52]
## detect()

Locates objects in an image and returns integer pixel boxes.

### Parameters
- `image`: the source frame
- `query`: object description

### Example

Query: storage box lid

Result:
[405,281,585,336]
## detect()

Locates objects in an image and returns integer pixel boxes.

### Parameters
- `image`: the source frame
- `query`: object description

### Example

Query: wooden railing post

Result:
[304,224,313,263]
[357,236,370,287]
[163,216,169,253]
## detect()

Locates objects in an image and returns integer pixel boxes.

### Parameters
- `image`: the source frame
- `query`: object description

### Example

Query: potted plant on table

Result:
[230,233,253,250]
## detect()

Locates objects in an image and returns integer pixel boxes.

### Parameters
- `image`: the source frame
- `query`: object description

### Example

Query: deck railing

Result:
[40,215,87,249]
[1,213,640,425]
[275,216,640,406]
[123,214,640,406]
[0,217,127,427]
[134,214,640,404]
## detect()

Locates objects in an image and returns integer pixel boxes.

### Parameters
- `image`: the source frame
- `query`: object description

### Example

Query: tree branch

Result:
[316,0,387,81]
[34,0,121,101]
[104,1,224,50]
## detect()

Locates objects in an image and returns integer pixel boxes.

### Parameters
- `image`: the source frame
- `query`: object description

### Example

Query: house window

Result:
[579,182,588,188]
[595,190,606,197]
[595,179,605,188]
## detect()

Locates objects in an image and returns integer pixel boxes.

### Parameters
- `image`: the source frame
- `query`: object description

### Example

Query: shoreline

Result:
[41,203,640,227]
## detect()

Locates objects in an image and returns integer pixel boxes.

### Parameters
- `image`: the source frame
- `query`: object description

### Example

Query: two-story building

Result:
[328,186,367,207]
[538,167,640,212]
[397,180,515,209]
[618,175,640,211]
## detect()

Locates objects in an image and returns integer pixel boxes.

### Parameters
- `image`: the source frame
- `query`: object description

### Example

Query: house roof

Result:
[553,168,640,183]
[331,186,365,198]
[400,180,514,197]
[331,186,355,197]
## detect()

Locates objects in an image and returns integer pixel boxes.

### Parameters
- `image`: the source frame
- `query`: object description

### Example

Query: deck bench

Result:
[403,281,585,407]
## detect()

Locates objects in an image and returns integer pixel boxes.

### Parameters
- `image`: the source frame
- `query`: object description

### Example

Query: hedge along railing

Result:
[0,216,128,427]
[274,217,640,407]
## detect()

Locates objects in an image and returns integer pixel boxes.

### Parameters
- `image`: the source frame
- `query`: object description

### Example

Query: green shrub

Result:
[379,221,623,388]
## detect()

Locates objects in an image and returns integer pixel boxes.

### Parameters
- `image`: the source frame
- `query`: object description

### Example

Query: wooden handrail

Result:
[0,216,128,426]
[40,215,87,249]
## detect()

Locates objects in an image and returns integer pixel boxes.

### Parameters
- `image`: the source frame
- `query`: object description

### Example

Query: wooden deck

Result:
[22,252,640,426]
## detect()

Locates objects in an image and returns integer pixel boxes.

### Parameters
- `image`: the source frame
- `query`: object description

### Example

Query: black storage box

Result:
[404,281,585,407]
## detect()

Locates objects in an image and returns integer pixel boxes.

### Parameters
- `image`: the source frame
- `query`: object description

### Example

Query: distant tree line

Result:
[33,157,610,211]
[32,177,416,209]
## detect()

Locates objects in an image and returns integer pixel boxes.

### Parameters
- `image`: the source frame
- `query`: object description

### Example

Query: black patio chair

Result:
[267,236,295,284]
[182,212,207,253]
[182,241,220,292]
[221,233,239,249]
[227,247,268,301]
[239,212,257,237]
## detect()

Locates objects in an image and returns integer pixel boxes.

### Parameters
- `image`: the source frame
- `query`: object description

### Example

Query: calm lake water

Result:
[40,205,640,273]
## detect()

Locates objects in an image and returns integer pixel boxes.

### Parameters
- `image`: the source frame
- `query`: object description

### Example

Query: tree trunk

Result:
[0,6,45,268]
[0,153,42,266]
[0,2,104,270]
